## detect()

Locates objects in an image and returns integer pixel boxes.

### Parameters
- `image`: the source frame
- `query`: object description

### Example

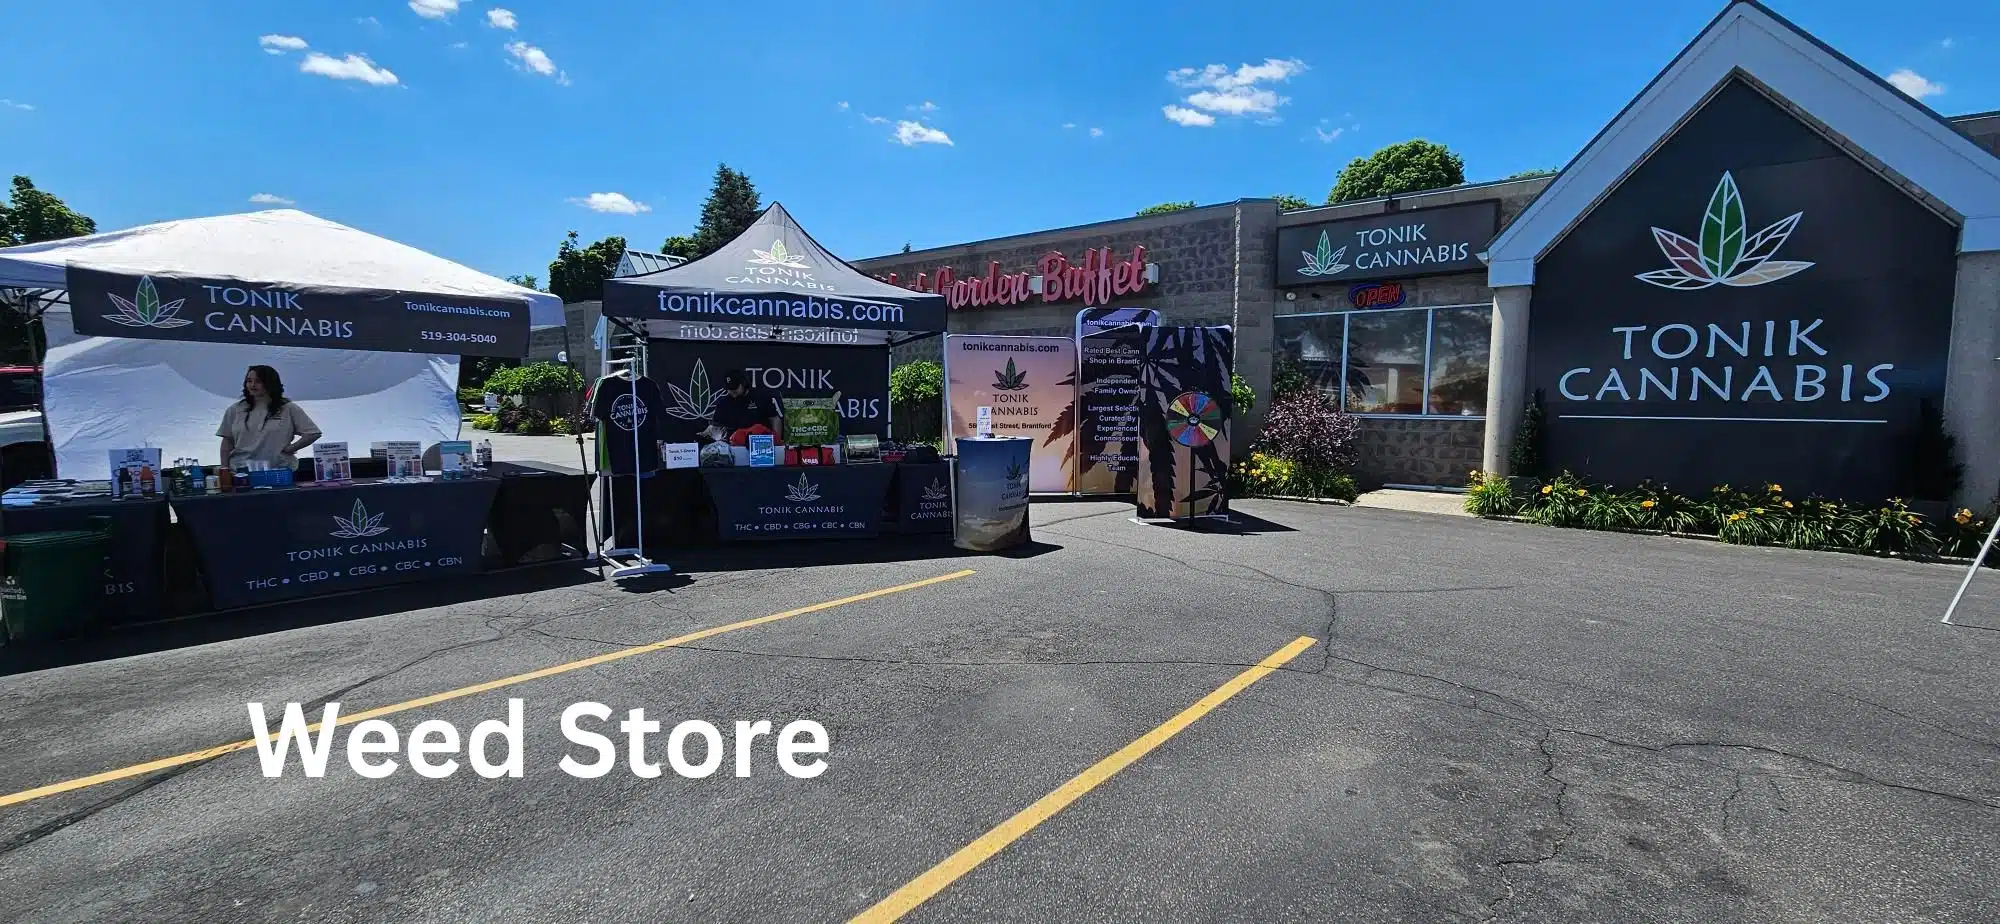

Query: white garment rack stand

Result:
[598,324,670,580]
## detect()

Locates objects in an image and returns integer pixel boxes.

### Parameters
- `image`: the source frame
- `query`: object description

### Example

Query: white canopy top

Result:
[0,208,562,328]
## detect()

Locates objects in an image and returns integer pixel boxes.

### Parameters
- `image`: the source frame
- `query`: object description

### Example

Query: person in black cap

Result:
[712,370,784,439]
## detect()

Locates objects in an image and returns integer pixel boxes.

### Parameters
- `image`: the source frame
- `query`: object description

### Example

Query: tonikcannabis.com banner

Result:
[943,335,1076,493]
[1136,326,1234,520]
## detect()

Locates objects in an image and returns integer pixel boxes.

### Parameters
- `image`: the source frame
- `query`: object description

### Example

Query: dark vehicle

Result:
[0,365,52,488]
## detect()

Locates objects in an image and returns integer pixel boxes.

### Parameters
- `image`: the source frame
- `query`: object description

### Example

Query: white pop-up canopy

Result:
[0,209,562,476]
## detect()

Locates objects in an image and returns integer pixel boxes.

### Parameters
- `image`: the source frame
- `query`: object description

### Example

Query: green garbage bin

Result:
[1,528,111,642]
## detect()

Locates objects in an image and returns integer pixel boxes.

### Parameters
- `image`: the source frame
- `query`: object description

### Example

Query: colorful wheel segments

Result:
[1169,391,1223,447]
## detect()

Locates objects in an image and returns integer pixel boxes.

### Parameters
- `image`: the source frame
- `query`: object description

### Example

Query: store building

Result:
[854,2,2000,502]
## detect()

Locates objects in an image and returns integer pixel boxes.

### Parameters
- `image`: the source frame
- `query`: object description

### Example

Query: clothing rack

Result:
[597,319,670,579]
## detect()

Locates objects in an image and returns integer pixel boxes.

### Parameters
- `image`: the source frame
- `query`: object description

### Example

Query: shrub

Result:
[486,362,583,397]
[457,387,489,406]
[1464,470,1517,517]
[1507,389,1546,478]
[1259,388,1357,474]
[515,408,553,435]
[890,360,943,404]
[1231,451,1357,501]
[1522,471,1593,528]
[1229,373,1256,418]
[469,413,498,431]
[553,413,591,436]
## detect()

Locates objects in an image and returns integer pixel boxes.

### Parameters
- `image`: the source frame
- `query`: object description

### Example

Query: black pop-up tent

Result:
[601,202,947,443]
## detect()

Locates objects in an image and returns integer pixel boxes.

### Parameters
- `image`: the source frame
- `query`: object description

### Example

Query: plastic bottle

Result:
[115,467,131,498]
[138,464,155,497]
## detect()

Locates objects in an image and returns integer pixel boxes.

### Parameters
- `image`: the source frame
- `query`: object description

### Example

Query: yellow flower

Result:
[1956,508,1974,525]
[1908,515,1921,526]
[1574,489,1587,497]
[1768,484,1783,493]
[1782,501,1793,509]
[1640,499,1656,509]
[1541,485,1553,495]
[1753,508,1764,515]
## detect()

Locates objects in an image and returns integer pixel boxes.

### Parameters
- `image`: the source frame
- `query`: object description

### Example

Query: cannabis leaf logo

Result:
[1004,457,1026,486]
[921,477,949,502]
[1636,172,1813,290]
[785,472,822,503]
[748,239,811,269]
[993,357,1029,391]
[1296,231,1350,277]
[103,276,193,329]
[330,498,390,539]
[664,359,723,421]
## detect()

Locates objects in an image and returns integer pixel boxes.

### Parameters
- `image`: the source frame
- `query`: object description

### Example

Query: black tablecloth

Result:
[700,464,898,541]
[1,495,168,622]
[890,463,953,534]
[172,479,499,610]
[487,463,592,566]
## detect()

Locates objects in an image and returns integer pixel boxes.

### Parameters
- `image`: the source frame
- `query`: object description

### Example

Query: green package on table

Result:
[1,528,111,642]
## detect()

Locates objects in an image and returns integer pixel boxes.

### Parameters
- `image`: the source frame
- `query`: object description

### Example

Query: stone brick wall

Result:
[525,300,603,376]
[1352,417,1483,488]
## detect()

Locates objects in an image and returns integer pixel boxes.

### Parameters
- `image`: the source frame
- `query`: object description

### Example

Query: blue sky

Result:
[1,1,1993,282]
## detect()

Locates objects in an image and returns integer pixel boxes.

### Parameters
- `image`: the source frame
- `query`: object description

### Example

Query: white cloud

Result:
[357,16,381,27]
[259,34,308,55]
[1886,68,1944,99]
[1162,104,1216,127]
[1314,125,1343,143]
[0,99,34,111]
[1164,57,1305,122]
[1062,122,1075,129]
[1940,37,1956,50]
[569,192,650,215]
[893,121,953,146]
[1089,127,1103,137]
[862,113,890,124]
[409,0,459,19]
[837,100,850,110]
[505,41,568,84]
[249,193,295,206]
[449,41,468,49]
[910,100,938,112]
[299,52,400,86]
[486,8,517,29]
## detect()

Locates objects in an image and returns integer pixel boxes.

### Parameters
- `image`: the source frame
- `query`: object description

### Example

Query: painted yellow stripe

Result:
[0,568,977,811]
[851,635,1318,924]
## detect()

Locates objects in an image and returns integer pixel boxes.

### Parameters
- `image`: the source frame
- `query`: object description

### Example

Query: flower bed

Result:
[1466,471,1995,564]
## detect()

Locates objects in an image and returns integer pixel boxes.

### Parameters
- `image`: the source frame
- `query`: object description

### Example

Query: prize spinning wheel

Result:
[1168,391,1223,447]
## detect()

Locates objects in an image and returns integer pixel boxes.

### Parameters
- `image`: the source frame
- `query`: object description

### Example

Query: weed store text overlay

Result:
[248,701,830,780]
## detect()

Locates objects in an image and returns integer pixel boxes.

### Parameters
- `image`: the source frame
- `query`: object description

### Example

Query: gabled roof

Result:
[1486,0,2000,287]
[615,249,685,278]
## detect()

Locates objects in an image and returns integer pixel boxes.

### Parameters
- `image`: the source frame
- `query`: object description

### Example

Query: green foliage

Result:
[0,176,96,246]
[692,164,763,258]
[1507,389,1546,477]
[1463,471,1517,517]
[456,387,487,405]
[1905,399,1962,502]
[1229,373,1256,418]
[1328,140,1467,204]
[889,360,943,405]
[547,231,627,304]
[1270,356,1310,400]
[515,410,553,436]
[457,356,517,390]
[1272,194,1312,211]
[1522,472,1594,528]
[1230,452,1357,501]
[485,361,582,396]
[1502,168,1559,181]
[469,413,499,431]
[1136,201,1196,216]
[659,235,697,260]
[503,273,541,291]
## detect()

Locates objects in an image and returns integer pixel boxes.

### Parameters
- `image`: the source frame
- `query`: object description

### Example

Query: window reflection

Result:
[1272,305,1491,417]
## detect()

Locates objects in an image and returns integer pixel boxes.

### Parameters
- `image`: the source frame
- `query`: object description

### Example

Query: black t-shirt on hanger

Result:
[590,374,666,475]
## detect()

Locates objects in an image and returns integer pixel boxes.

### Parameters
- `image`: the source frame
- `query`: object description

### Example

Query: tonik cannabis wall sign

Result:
[1276,200,1499,286]
[1525,79,1957,499]
[66,267,530,357]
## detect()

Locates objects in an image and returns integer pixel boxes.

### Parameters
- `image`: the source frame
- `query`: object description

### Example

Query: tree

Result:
[1327,140,1466,204]
[900,242,912,253]
[0,176,96,247]
[546,231,627,304]
[691,164,762,258]
[1272,194,1312,211]
[659,235,697,260]
[504,273,541,291]
[1136,201,1196,216]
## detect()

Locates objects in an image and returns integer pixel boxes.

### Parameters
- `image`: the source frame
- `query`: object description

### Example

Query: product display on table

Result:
[383,441,422,478]
[747,434,776,468]
[844,434,880,464]
[662,443,700,470]
[108,448,163,499]
[588,373,666,475]
[313,442,352,483]
[783,398,840,447]
[437,440,473,479]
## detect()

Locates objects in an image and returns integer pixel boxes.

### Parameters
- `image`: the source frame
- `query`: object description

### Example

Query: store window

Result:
[1273,304,1492,417]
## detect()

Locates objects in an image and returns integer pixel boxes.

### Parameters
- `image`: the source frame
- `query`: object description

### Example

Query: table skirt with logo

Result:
[698,464,902,541]
[171,479,499,610]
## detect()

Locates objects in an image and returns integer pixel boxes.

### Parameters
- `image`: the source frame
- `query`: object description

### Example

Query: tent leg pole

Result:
[1942,512,2000,625]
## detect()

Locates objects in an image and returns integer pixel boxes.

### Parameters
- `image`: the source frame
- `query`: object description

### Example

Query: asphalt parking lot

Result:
[2,499,1996,922]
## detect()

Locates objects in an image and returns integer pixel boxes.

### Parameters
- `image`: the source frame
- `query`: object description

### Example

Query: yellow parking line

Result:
[851,635,1318,924]
[0,568,978,811]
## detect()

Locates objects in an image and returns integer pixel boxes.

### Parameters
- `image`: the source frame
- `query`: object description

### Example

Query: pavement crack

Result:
[1721,770,1747,835]
[1826,689,2000,751]
[1482,728,1573,922]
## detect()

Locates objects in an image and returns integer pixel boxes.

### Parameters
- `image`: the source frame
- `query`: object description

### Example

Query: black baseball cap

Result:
[723,371,747,390]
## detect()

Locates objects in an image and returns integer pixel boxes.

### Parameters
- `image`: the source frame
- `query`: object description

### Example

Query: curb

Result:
[1479,515,1992,566]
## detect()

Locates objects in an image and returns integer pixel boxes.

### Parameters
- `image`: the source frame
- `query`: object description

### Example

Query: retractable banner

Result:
[1074,323,1150,494]
[65,267,530,358]
[1135,326,1234,520]
[943,335,1077,493]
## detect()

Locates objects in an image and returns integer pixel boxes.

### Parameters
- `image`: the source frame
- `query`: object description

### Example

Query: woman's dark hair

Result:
[241,365,289,420]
